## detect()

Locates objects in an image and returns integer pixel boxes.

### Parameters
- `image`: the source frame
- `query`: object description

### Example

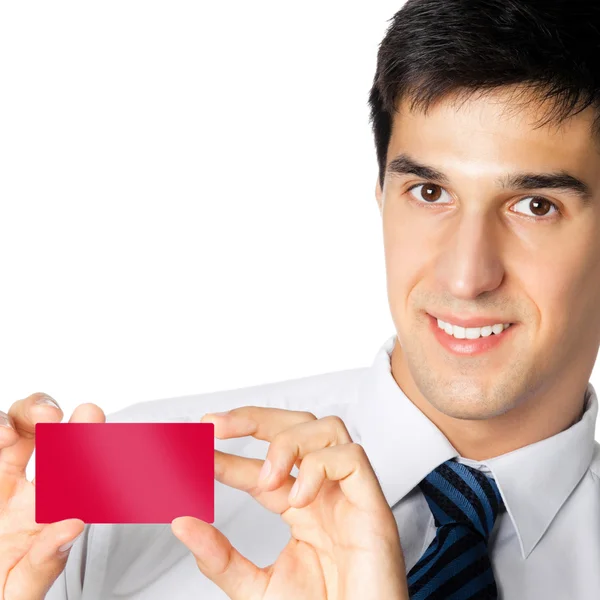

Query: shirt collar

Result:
[352,334,598,560]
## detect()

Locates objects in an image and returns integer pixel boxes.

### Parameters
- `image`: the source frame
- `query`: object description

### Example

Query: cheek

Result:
[528,245,600,347]
[382,212,433,309]
[515,260,568,339]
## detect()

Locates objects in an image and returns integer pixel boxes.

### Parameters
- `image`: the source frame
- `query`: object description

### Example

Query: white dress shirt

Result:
[47,334,600,600]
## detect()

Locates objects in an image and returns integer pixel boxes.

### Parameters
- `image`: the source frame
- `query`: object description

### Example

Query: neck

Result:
[390,340,588,461]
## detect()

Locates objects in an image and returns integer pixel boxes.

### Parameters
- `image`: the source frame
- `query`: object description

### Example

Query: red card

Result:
[35,422,214,524]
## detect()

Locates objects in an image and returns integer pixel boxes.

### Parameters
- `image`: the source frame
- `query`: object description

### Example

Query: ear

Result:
[375,176,383,214]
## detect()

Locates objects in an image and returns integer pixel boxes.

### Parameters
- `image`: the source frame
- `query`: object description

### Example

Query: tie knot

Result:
[418,459,506,540]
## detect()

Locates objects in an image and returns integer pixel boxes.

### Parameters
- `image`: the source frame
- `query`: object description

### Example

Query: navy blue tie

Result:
[407,459,506,599]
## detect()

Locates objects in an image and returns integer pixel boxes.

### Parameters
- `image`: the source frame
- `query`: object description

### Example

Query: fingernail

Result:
[259,458,272,482]
[0,412,13,429]
[202,411,229,421]
[58,532,83,554]
[35,394,60,409]
[289,479,300,501]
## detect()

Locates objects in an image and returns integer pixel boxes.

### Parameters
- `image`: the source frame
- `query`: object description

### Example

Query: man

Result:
[1,0,599,598]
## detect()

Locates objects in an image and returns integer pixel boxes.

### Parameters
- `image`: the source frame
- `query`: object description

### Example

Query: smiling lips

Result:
[427,312,516,356]
[437,319,512,340]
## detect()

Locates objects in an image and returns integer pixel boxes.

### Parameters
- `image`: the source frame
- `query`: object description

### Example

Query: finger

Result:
[288,443,388,514]
[212,450,296,514]
[202,406,323,485]
[171,516,268,600]
[30,402,106,487]
[1,393,64,482]
[201,406,317,444]
[204,412,354,513]
[3,518,86,600]
[254,415,353,492]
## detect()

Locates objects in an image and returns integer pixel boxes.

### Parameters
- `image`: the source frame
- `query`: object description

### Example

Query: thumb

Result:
[4,518,85,599]
[171,516,268,599]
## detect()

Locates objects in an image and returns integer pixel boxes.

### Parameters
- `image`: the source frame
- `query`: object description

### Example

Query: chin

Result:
[431,396,514,420]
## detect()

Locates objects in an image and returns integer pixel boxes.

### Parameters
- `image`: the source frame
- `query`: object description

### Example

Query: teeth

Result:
[437,319,511,339]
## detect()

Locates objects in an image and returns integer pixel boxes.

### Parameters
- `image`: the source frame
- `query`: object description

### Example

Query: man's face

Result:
[376,87,600,421]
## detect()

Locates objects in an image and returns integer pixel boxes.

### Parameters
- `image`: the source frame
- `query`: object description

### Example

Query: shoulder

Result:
[104,365,369,423]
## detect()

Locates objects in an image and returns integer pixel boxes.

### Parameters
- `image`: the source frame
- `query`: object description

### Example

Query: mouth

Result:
[426,312,517,356]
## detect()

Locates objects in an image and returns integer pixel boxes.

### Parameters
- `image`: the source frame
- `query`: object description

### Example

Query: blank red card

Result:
[35,422,214,524]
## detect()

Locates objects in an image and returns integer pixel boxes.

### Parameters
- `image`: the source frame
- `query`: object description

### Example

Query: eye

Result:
[511,196,559,219]
[406,183,452,205]
[406,183,561,221]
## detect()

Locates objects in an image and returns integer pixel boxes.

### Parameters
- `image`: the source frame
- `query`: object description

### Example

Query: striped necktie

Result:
[407,459,506,599]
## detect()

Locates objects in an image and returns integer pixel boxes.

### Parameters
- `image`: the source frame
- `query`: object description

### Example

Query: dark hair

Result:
[368,0,600,189]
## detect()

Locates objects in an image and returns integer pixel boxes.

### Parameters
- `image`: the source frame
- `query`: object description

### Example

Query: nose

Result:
[435,212,505,300]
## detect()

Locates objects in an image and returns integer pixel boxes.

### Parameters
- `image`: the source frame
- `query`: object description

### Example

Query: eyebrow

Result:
[386,153,593,205]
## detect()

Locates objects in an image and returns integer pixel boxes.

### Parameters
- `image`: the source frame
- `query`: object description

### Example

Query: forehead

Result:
[388,87,600,181]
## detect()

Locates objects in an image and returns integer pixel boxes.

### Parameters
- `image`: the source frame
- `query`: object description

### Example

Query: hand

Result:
[170,407,409,600]
[0,392,106,599]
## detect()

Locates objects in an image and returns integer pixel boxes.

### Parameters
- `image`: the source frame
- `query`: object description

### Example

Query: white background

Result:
[0,2,598,442]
